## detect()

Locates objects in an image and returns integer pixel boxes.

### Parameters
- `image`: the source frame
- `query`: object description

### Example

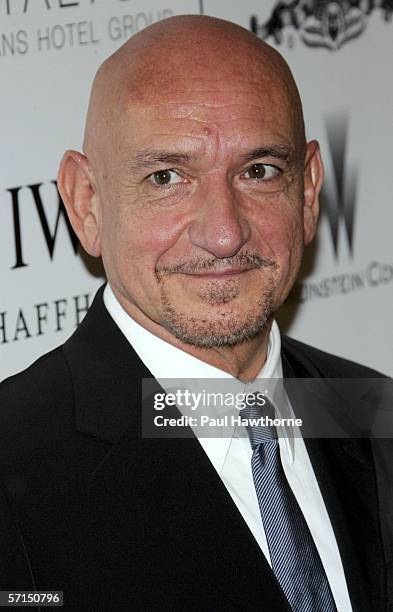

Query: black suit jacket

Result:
[0,286,391,611]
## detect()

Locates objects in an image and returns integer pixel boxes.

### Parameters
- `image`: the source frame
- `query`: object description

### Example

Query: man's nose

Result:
[188,178,251,258]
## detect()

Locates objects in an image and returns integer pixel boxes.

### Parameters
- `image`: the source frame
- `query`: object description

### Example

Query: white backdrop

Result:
[1,0,392,380]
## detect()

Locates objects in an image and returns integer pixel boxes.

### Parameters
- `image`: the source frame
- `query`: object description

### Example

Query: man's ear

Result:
[57,150,102,257]
[303,140,324,246]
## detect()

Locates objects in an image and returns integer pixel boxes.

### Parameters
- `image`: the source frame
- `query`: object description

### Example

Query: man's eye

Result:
[241,163,279,180]
[147,169,183,186]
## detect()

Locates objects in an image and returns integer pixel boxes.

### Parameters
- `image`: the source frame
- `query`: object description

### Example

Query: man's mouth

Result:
[156,252,277,278]
[182,266,256,279]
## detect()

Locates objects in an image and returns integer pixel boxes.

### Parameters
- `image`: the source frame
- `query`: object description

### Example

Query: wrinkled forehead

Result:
[114,70,299,153]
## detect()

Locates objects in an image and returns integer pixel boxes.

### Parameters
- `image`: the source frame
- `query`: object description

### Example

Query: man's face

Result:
[94,71,308,347]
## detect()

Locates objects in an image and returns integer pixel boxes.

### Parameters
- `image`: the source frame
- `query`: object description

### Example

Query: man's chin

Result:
[161,310,273,349]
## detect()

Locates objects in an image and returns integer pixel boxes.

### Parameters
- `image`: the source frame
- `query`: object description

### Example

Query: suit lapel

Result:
[304,438,386,611]
[96,419,291,610]
[282,339,387,611]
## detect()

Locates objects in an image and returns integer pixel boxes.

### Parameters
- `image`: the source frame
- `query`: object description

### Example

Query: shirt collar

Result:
[103,283,295,462]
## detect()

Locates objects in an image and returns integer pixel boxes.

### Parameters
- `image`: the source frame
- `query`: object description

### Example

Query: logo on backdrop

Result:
[6,180,78,269]
[0,5,174,58]
[285,111,393,303]
[250,0,393,50]
[321,112,357,259]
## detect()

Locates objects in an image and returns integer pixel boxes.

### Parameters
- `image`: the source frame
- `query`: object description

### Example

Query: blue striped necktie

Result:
[240,399,338,612]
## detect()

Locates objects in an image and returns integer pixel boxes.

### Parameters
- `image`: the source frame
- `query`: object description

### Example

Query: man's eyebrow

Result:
[131,149,193,170]
[239,146,292,164]
[129,145,292,171]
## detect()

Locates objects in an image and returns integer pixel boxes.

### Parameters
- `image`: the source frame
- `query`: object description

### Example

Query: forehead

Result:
[117,74,296,155]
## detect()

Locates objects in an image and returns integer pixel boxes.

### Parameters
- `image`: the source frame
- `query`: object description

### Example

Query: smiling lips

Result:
[182,266,257,279]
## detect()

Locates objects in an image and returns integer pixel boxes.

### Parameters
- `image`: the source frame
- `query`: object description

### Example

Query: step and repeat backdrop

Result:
[1,0,392,380]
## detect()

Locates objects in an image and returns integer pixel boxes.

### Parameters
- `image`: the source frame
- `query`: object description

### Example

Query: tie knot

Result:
[239,395,277,449]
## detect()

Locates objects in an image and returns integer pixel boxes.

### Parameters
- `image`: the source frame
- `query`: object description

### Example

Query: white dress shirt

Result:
[103,283,353,612]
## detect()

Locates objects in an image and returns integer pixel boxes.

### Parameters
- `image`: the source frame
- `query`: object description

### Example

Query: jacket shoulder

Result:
[281,335,384,378]
[0,346,73,436]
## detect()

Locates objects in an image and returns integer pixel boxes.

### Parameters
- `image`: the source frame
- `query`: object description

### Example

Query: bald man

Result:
[0,15,390,612]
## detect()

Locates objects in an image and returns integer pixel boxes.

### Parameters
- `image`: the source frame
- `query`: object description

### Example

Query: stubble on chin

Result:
[158,283,276,348]
[196,278,241,305]
[154,251,279,348]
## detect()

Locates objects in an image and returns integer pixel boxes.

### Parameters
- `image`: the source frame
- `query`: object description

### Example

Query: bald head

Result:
[83,15,305,168]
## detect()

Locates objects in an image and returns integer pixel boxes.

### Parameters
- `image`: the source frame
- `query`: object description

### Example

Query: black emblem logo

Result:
[6,181,78,269]
[321,112,357,259]
[251,0,392,50]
